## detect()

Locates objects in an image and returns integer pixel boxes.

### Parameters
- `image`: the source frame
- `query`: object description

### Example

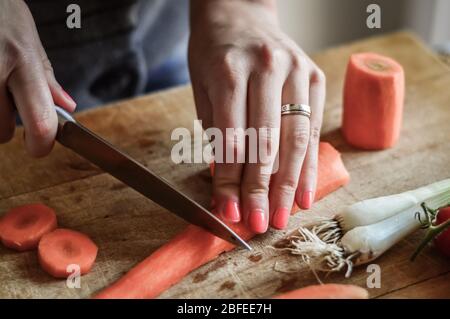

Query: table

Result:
[0,32,449,298]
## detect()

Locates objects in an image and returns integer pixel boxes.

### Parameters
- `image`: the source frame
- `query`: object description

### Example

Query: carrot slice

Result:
[0,204,57,251]
[95,142,350,299]
[38,229,98,278]
[274,284,369,299]
[313,142,349,202]
[342,52,404,150]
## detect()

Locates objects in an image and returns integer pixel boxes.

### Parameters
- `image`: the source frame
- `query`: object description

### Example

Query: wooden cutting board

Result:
[0,32,449,299]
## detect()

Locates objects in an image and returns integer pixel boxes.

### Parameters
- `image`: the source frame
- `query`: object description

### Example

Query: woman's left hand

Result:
[189,0,326,233]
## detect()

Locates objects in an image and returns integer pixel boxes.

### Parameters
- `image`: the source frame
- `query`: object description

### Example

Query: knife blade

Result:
[54,106,251,250]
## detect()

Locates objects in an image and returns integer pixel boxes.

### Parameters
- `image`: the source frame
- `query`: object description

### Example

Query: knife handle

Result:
[55,105,76,125]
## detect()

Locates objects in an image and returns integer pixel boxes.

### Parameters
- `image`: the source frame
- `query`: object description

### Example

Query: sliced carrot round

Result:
[0,204,57,251]
[38,228,98,278]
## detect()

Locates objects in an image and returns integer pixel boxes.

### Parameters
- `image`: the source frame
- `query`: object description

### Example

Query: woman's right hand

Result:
[0,0,76,157]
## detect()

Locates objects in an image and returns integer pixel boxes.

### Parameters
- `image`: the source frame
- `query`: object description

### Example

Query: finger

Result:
[269,62,310,229]
[192,82,215,210]
[44,58,77,113]
[0,87,16,143]
[7,55,58,158]
[242,60,284,233]
[208,59,248,223]
[35,36,76,112]
[295,68,326,210]
[192,82,213,131]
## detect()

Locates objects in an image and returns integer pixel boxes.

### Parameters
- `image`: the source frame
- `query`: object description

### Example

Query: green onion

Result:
[278,179,450,277]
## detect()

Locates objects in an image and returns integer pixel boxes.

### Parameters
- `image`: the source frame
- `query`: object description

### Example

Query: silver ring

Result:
[281,104,311,118]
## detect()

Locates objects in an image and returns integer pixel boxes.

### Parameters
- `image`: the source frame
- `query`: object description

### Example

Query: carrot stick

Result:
[38,229,98,278]
[95,142,350,299]
[0,204,57,251]
[274,284,368,299]
[342,52,404,150]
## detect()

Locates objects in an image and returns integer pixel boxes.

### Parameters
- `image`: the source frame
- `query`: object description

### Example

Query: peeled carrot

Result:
[38,228,98,278]
[95,142,350,299]
[314,142,350,202]
[342,52,404,150]
[0,204,57,251]
[274,284,369,299]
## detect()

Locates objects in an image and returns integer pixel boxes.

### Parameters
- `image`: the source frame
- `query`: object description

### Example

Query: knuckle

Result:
[12,46,36,71]
[256,44,284,73]
[224,133,245,159]
[243,174,271,195]
[41,57,54,73]
[310,126,321,143]
[277,182,298,197]
[311,68,326,85]
[259,127,278,143]
[214,174,240,189]
[291,54,309,72]
[258,127,279,158]
[28,117,54,140]
[211,51,243,90]
[2,39,24,71]
[303,164,318,179]
[289,126,310,151]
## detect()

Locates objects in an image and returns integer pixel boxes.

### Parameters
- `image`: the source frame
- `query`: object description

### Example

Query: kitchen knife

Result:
[54,106,252,250]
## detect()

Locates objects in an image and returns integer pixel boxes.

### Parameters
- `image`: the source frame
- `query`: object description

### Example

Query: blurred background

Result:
[26,0,449,110]
[277,0,450,57]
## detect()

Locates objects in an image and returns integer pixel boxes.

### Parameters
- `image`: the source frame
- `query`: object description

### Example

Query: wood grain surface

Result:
[0,32,449,299]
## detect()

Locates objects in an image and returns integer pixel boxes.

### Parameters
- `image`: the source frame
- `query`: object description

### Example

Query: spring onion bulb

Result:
[279,179,450,277]
[338,179,450,231]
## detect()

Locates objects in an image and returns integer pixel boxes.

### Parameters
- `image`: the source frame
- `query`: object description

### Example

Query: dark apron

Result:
[26,0,190,110]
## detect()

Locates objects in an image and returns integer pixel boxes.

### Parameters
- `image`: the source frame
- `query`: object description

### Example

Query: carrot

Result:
[38,228,98,278]
[314,142,350,202]
[274,284,369,299]
[95,142,350,299]
[342,52,404,150]
[0,204,57,251]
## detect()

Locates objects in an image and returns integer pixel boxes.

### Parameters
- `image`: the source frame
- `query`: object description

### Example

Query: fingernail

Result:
[272,207,289,229]
[62,89,76,105]
[248,209,267,233]
[223,200,240,223]
[301,191,314,210]
[210,198,216,210]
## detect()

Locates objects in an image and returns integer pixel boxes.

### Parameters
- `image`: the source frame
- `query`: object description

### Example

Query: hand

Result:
[189,0,326,232]
[0,0,76,157]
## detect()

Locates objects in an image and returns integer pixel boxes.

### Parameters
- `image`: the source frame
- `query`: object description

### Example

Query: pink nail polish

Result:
[248,209,267,233]
[224,200,240,222]
[62,89,76,105]
[301,191,314,209]
[272,207,289,229]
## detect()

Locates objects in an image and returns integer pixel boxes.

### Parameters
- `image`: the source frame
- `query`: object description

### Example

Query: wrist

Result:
[190,0,278,30]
